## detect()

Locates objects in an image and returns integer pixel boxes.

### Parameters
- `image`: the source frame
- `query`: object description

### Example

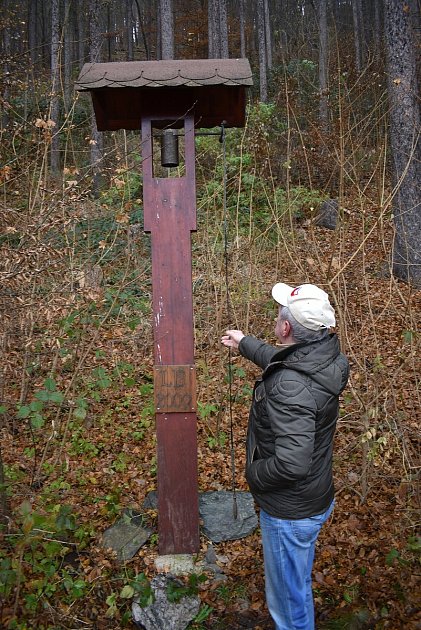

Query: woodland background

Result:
[0,0,420,628]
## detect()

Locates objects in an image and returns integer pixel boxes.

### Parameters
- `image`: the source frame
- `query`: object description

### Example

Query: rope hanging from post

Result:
[220,121,238,521]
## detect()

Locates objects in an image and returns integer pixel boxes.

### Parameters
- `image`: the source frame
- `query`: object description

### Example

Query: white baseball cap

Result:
[272,283,336,331]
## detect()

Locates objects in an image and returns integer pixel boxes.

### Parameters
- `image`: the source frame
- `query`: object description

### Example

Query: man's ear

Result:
[283,320,291,338]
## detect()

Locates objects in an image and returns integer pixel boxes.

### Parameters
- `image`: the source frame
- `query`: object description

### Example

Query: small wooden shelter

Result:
[75,58,252,555]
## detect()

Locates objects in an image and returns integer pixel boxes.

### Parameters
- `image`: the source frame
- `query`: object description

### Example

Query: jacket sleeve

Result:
[239,336,278,370]
[246,374,317,492]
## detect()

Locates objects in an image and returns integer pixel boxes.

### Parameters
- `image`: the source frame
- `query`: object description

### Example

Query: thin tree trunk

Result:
[50,0,61,174]
[134,0,150,59]
[208,0,220,57]
[64,0,72,113]
[2,0,11,129]
[257,0,267,102]
[318,0,329,131]
[357,0,367,65]
[352,0,362,73]
[89,0,103,196]
[374,0,382,52]
[263,0,272,70]
[78,0,86,67]
[126,0,134,60]
[239,0,246,58]
[219,0,229,58]
[385,0,421,286]
[28,0,38,68]
[160,0,174,59]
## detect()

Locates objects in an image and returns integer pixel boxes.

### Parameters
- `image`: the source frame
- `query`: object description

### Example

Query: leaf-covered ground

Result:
[1,186,420,630]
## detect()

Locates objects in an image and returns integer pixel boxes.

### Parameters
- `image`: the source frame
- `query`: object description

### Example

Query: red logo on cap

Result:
[291,287,301,296]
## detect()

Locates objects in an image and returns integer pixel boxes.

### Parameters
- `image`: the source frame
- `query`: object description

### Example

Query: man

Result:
[221,283,349,630]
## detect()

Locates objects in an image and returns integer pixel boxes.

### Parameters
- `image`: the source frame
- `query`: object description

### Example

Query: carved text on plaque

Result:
[154,365,196,413]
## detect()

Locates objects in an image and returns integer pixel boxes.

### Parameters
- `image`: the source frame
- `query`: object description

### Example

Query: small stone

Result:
[102,508,152,562]
[315,199,339,230]
[205,544,217,564]
[142,491,158,510]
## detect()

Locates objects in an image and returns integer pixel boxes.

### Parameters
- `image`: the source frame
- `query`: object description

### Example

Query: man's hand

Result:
[221,330,245,350]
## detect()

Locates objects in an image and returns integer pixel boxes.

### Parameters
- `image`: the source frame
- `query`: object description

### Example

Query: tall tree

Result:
[374,0,383,57]
[352,0,362,73]
[257,0,267,101]
[385,0,421,286]
[208,0,229,58]
[28,0,38,69]
[89,0,103,195]
[50,0,61,174]
[126,0,134,60]
[263,0,272,70]
[134,0,150,60]
[160,0,174,59]
[317,0,329,130]
[78,0,87,67]
[64,0,73,112]
[219,0,229,58]
[239,0,246,58]
[1,0,11,129]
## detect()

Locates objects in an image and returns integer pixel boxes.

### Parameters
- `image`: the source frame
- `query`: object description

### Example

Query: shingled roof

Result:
[75,58,253,91]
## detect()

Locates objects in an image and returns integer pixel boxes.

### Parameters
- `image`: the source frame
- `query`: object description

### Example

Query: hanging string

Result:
[220,121,238,521]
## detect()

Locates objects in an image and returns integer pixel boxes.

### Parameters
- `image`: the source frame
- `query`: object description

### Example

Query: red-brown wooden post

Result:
[142,114,199,553]
[75,58,252,556]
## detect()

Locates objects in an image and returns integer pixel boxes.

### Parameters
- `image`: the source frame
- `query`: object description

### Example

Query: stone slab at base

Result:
[155,554,197,575]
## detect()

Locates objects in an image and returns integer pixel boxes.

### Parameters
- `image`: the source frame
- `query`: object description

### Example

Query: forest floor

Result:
[1,198,420,629]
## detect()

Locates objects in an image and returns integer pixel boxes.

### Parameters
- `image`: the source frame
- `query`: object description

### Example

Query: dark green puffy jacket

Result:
[239,333,349,519]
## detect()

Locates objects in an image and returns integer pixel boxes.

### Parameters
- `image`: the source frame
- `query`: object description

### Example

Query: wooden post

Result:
[141,114,200,554]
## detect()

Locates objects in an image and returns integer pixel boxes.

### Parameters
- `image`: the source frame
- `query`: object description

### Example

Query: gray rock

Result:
[204,544,217,564]
[132,574,200,630]
[199,491,258,542]
[142,491,158,510]
[315,199,339,230]
[102,508,152,562]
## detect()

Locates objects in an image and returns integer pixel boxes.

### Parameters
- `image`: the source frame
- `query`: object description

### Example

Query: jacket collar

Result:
[262,334,340,379]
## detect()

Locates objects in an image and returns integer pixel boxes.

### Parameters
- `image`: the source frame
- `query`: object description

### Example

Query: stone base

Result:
[154,554,196,575]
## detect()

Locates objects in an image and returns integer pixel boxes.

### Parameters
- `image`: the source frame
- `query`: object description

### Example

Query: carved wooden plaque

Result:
[154,365,196,413]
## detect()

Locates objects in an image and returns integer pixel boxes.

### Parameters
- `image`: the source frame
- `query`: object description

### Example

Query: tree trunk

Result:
[134,0,150,59]
[219,0,229,58]
[50,0,61,174]
[160,0,174,59]
[352,0,362,73]
[89,0,104,196]
[317,0,329,131]
[126,0,134,60]
[78,0,87,67]
[263,0,272,70]
[208,0,220,57]
[64,0,73,113]
[239,0,246,58]
[28,0,38,68]
[257,0,267,102]
[385,0,421,287]
[1,0,11,129]
[374,0,382,55]
[105,3,116,62]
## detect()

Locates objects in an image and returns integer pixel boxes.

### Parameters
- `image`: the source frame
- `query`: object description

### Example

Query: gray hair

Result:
[280,306,329,343]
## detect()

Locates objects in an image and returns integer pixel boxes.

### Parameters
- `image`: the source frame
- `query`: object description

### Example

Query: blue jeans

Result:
[260,501,334,630]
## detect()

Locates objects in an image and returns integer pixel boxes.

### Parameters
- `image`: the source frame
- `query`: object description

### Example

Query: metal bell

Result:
[161,129,179,167]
